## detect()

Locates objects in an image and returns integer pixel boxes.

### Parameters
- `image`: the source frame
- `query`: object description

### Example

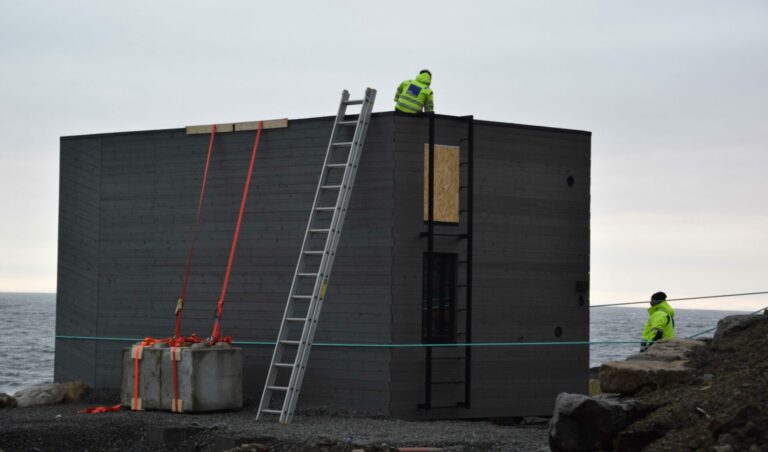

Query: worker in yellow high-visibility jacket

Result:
[394,70,434,113]
[640,291,676,352]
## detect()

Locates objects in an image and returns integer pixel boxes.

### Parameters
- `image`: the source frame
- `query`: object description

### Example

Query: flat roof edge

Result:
[61,111,590,141]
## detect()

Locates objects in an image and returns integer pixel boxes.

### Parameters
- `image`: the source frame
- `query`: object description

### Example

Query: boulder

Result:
[549,392,650,451]
[0,393,17,408]
[625,338,704,362]
[13,381,90,408]
[600,359,692,395]
[599,338,703,395]
[714,314,768,342]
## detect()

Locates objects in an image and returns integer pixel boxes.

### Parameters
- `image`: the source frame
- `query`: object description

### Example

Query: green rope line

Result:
[56,307,767,348]
[52,335,652,348]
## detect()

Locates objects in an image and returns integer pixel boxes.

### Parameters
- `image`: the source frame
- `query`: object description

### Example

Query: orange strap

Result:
[175,126,217,338]
[171,346,182,413]
[131,344,144,411]
[210,122,263,344]
[79,404,121,414]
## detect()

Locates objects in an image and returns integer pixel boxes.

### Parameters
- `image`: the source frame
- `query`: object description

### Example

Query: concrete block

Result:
[121,344,243,412]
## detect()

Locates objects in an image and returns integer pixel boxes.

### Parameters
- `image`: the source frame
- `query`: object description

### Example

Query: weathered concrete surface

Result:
[13,381,89,408]
[549,393,650,452]
[599,339,704,395]
[120,344,242,413]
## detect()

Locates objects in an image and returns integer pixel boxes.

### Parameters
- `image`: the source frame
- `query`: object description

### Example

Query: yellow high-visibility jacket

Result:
[394,72,434,113]
[642,301,676,342]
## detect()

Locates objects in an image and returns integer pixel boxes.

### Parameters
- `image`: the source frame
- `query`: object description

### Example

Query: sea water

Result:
[0,292,751,394]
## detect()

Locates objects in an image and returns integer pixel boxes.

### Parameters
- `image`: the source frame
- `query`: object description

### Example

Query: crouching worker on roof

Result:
[640,291,676,352]
[394,69,434,114]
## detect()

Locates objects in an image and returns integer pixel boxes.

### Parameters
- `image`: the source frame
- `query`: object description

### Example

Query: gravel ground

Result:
[0,395,549,451]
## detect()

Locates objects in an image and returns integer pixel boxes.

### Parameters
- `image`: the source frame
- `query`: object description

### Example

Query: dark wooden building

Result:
[55,111,591,419]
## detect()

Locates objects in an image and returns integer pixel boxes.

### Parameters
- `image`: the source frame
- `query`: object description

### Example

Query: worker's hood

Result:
[416,71,431,86]
[648,301,675,318]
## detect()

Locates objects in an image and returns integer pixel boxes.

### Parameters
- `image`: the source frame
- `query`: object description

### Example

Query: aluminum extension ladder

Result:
[257,88,377,423]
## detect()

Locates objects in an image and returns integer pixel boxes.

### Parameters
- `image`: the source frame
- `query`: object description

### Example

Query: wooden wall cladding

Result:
[423,144,460,223]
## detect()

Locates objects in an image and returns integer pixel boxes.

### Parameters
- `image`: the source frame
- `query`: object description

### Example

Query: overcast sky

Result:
[1,1,766,310]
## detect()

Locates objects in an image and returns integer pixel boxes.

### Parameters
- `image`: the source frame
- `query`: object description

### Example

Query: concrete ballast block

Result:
[121,345,243,412]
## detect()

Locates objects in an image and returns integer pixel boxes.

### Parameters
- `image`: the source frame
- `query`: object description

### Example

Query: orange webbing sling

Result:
[210,121,263,344]
[133,126,214,409]
[174,127,217,338]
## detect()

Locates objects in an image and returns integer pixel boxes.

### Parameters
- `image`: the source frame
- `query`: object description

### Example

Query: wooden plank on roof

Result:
[234,118,289,132]
[423,144,460,223]
[185,119,288,135]
[185,123,234,135]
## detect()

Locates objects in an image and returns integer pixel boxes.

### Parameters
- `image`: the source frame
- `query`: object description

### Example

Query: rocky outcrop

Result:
[549,393,651,451]
[713,312,767,342]
[598,339,703,395]
[0,393,17,409]
[12,381,89,408]
[551,313,768,451]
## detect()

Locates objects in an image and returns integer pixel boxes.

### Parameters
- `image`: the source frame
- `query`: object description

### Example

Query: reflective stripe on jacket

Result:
[642,301,676,342]
[394,72,434,113]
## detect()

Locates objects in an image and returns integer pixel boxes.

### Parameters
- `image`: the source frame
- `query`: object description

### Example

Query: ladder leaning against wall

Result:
[257,88,377,424]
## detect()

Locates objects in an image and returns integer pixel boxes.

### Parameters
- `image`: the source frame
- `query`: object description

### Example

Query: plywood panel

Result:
[423,144,459,223]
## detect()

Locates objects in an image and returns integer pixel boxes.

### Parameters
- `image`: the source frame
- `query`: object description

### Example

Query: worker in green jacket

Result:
[394,70,434,114]
[640,291,676,351]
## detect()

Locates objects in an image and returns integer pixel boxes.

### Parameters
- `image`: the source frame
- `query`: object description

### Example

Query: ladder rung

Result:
[320,185,342,190]
[281,340,300,345]
[274,363,294,368]
[309,229,330,233]
[292,295,312,299]
[286,317,306,322]
[332,142,353,147]
[315,207,335,211]
[298,273,318,277]
[338,120,357,125]
[261,409,282,415]
[268,386,289,392]
[326,163,347,168]
[345,99,363,105]
[303,250,324,255]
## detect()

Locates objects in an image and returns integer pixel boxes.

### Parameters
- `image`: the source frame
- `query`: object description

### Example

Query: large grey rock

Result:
[0,393,17,408]
[12,381,89,408]
[549,393,650,451]
[599,339,703,395]
[625,338,704,362]
[714,313,767,341]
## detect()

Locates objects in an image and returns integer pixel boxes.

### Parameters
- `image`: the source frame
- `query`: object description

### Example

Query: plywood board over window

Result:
[423,144,460,223]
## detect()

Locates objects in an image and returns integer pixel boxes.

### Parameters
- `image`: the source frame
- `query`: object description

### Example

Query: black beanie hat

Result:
[650,291,667,306]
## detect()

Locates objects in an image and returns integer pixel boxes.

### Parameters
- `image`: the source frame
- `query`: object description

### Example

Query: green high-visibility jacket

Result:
[394,72,434,113]
[642,301,676,342]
